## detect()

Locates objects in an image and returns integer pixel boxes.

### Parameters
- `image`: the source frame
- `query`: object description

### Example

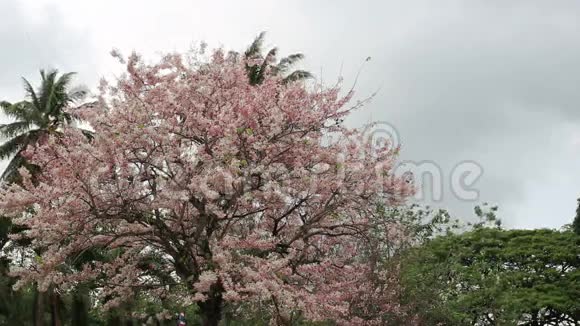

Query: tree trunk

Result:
[49,286,62,326]
[198,284,224,326]
[530,310,540,326]
[106,314,122,326]
[33,287,45,326]
[72,286,90,326]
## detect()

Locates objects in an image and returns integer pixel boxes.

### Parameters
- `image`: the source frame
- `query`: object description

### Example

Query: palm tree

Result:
[0,69,87,325]
[0,69,87,183]
[236,32,312,85]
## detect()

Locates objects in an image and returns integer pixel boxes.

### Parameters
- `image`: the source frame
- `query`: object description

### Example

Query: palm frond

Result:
[276,53,306,73]
[46,71,76,116]
[246,65,262,85]
[283,70,313,84]
[21,78,41,110]
[1,101,43,126]
[0,151,41,185]
[245,31,266,58]
[0,152,25,183]
[38,69,59,113]
[226,50,240,63]
[254,47,279,84]
[67,85,88,102]
[0,121,34,139]
[242,33,312,85]
[62,112,73,125]
[0,132,34,160]
[0,101,11,110]
[1,101,23,120]
[23,102,46,127]
[264,47,278,62]
[52,72,76,99]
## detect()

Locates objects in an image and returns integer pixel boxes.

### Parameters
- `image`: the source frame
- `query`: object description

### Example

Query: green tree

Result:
[401,228,580,325]
[572,198,580,235]
[0,69,88,325]
[0,69,87,183]
[235,32,312,85]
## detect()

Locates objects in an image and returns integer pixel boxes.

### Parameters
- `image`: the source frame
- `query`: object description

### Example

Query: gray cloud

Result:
[290,0,580,228]
[0,0,97,172]
[2,0,580,228]
[0,0,97,102]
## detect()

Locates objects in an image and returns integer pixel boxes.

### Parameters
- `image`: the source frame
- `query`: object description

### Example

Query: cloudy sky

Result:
[2,0,580,229]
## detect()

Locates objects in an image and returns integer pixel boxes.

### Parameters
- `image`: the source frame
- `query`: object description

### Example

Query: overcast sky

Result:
[2,0,580,229]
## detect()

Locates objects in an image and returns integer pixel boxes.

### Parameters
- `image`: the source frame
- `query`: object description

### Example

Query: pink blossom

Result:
[0,46,414,324]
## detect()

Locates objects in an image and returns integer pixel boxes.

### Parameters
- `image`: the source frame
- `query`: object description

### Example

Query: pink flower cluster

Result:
[0,48,414,323]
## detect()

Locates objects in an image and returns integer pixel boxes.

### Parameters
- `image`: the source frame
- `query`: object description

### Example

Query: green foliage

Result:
[0,69,87,182]
[241,32,312,85]
[572,198,580,235]
[401,227,580,325]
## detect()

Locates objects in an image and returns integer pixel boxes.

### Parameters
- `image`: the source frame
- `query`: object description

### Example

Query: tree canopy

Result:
[0,48,412,325]
[1,36,579,326]
[0,69,87,183]
[401,227,580,325]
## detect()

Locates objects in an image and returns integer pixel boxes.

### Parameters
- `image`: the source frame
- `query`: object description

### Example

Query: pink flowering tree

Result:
[0,49,413,325]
